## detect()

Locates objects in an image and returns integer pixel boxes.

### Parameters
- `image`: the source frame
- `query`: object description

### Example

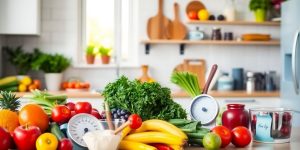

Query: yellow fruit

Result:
[169,145,183,150]
[119,140,157,150]
[36,133,58,150]
[0,109,19,133]
[122,126,132,139]
[132,119,187,140]
[18,84,27,92]
[21,76,32,86]
[198,9,209,20]
[124,132,185,145]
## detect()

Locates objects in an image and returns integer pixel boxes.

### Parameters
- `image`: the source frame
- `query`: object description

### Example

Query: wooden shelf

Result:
[141,40,280,54]
[187,20,280,26]
[172,90,280,98]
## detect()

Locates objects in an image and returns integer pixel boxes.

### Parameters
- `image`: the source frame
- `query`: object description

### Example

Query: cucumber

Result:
[50,123,66,140]
[44,95,67,101]
[168,119,192,126]
[188,138,203,146]
[186,129,210,139]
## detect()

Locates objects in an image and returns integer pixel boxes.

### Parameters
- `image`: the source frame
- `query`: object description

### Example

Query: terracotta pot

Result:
[222,104,249,130]
[86,54,95,64]
[101,55,110,64]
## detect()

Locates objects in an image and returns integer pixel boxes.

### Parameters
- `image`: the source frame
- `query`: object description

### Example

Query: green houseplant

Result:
[31,52,71,91]
[98,46,111,64]
[249,0,271,22]
[85,45,96,64]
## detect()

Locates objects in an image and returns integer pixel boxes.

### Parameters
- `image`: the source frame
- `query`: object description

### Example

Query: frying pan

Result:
[190,64,219,126]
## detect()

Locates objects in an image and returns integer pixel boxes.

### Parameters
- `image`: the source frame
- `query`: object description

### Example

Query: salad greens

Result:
[171,72,202,97]
[102,76,187,121]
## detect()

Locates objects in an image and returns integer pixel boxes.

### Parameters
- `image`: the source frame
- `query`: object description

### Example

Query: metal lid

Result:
[190,94,219,125]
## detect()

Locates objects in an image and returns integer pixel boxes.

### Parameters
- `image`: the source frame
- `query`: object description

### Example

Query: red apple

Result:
[12,125,41,150]
[0,127,13,150]
[188,11,198,20]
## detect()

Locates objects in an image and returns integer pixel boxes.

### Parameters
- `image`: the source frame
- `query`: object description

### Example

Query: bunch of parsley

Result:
[102,76,187,121]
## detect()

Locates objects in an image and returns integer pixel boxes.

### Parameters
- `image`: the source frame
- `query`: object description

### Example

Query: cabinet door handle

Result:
[292,29,300,94]
[224,99,256,103]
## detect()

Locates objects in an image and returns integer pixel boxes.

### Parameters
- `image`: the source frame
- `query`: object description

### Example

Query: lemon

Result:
[198,9,210,21]
[20,76,32,86]
[18,84,27,92]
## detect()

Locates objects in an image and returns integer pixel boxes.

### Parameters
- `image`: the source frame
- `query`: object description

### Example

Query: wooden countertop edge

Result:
[14,90,280,99]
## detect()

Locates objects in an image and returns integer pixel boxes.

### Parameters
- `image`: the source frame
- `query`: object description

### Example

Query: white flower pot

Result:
[45,73,63,91]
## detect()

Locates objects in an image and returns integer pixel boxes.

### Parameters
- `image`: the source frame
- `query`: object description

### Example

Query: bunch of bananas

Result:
[120,119,187,150]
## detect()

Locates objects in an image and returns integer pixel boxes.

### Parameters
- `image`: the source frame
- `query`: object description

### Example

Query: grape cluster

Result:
[100,108,131,121]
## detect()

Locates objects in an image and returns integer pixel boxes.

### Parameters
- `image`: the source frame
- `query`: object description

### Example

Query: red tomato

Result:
[70,111,76,118]
[188,11,198,20]
[231,126,252,147]
[58,138,73,150]
[12,125,41,150]
[62,82,69,90]
[68,82,76,89]
[51,105,72,124]
[0,127,13,150]
[74,83,82,89]
[91,109,102,119]
[128,114,142,129]
[211,125,232,148]
[83,83,90,89]
[66,102,75,111]
[75,102,92,114]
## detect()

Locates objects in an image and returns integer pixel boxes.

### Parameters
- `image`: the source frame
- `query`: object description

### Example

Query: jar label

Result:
[255,114,274,142]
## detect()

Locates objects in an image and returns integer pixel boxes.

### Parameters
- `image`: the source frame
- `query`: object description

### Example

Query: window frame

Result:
[76,0,139,68]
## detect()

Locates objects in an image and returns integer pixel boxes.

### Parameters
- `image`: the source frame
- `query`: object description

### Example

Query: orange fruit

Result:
[0,110,19,133]
[33,79,41,89]
[28,84,38,91]
[19,104,49,132]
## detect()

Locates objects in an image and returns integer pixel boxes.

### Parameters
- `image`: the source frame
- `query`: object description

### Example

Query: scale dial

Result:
[67,114,102,147]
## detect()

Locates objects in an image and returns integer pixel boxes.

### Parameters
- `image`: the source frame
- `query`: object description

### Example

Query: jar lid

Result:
[190,94,219,125]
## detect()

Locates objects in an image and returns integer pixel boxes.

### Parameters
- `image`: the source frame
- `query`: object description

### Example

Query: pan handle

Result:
[202,64,218,94]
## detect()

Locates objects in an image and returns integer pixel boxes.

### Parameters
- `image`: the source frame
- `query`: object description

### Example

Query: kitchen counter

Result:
[14,90,280,98]
[186,127,300,150]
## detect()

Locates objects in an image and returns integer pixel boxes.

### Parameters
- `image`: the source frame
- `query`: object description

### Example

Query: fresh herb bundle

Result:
[102,76,187,121]
[171,72,201,97]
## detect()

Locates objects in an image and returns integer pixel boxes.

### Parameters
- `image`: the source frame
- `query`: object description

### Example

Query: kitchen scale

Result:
[190,94,219,129]
[66,114,102,150]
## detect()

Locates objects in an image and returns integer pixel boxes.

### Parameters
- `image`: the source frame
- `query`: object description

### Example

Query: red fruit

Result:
[0,127,13,150]
[128,114,142,129]
[280,125,291,137]
[58,138,73,150]
[91,109,102,119]
[211,126,232,148]
[12,125,41,150]
[282,112,292,122]
[70,111,76,118]
[188,11,198,20]
[51,105,72,124]
[66,102,75,111]
[231,126,252,147]
[75,102,92,114]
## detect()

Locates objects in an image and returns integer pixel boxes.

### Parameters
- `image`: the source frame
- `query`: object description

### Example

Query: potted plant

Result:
[85,45,96,64]
[31,53,71,91]
[249,0,271,22]
[98,46,111,64]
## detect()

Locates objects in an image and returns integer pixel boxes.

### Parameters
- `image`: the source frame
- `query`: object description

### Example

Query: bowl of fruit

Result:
[250,107,293,143]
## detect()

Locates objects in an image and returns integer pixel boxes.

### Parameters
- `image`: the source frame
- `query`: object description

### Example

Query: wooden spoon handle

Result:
[105,102,114,130]
[158,0,163,14]
[202,64,218,94]
[114,121,130,135]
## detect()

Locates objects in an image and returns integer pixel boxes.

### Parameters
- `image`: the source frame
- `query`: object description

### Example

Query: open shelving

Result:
[187,20,280,26]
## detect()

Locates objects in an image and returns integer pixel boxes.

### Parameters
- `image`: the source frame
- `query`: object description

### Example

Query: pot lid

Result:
[190,94,219,125]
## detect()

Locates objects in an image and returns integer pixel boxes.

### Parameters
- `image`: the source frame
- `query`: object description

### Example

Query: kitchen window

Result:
[78,0,138,67]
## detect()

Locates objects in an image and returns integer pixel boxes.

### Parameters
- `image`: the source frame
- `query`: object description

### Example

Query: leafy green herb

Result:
[86,45,95,55]
[98,46,111,56]
[102,76,187,121]
[171,72,201,97]
[31,53,71,73]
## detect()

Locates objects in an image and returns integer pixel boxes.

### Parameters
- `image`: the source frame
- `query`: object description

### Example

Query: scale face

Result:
[67,114,102,147]
[190,94,219,126]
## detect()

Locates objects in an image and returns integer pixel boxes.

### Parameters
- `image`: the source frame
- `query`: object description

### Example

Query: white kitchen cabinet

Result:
[0,0,40,35]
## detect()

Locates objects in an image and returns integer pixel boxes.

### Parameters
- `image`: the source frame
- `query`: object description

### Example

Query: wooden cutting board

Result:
[147,0,171,39]
[174,59,206,88]
[166,3,187,40]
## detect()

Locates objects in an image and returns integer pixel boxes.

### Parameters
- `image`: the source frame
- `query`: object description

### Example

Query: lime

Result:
[203,132,222,150]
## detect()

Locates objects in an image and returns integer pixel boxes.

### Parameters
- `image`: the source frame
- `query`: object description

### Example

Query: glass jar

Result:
[222,104,249,130]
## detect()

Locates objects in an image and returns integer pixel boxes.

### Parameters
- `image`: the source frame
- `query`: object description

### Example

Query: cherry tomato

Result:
[65,102,75,111]
[51,105,71,124]
[91,108,101,119]
[74,83,82,89]
[74,102,92,114]
[211,125,232,148]
[67,82,76,89]
[231,126,252,147]
[80,82,90,89]
[128,114,142,129]
[33,80,41,89]
[61,82,69,90]
[58,138,73,150]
